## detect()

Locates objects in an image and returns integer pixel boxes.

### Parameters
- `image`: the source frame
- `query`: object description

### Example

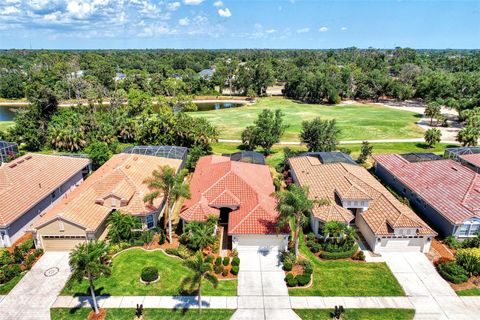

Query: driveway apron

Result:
[0,251,71,320]
[231,248,300,320]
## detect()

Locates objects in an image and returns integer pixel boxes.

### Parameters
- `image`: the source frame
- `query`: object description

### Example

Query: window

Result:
[146,215,154,229]
[459,224,470,236]
[58,221,64,232]
[51,191,56,200]
[469,224,480,236]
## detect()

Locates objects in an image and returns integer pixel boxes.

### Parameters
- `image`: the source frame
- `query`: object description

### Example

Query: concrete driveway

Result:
[0,251,71,320]
[231,248,300,320]
[383,252,478,320]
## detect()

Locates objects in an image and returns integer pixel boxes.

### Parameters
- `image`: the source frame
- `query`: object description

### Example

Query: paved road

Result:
[0,251,71,320]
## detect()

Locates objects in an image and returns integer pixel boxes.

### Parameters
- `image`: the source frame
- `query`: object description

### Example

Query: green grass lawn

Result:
[0,121,14,132]
[62,249,237,296]
[457,288,480,296]
[51,308,234,320]
[211,141,458,169]
[0,273,24,294]
[295,308,415,320]
[190,97,425,141]
[289,236,404,297]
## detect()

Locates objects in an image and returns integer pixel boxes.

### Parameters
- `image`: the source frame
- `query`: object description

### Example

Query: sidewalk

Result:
[218,138,459,145]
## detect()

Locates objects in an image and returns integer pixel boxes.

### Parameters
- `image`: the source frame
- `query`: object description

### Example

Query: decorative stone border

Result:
[139,276,160,285]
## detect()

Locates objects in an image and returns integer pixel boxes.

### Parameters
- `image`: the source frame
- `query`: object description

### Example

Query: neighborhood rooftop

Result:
[374,154,480,225]
[0,153,90,227]
[180,155,283,235]
[288,156,435,237]
[32,153,183,232]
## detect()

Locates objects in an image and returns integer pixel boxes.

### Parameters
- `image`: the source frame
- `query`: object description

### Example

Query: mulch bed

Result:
[88,308,107,320]
[451,276,480,291]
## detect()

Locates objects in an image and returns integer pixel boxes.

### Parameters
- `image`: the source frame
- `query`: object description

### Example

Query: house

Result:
[288,154,436,253]
[30,153,183,251]
[114,72,126,81]
[374,153,480,239]
[0,154,91,247]
[198,68,215,80]
[180,155,289,252]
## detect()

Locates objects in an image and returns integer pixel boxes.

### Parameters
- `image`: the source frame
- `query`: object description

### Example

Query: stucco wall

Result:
[356,213,377,252]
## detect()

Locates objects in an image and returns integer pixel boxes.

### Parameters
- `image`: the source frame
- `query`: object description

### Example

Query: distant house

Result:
[68,70,84,80]
[445,147,480,173]
[180,155,289,252]
[199,68,215,80]
[289,154,435,253]
[374,154,480,239]
[114,72,126,81]
[0,154,90,247]
[31,153,184,251]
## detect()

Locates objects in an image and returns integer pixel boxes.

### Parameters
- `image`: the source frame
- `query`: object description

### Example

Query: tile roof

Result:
[32,154,183,232]
[289,156,435,236]
[374,154,480,225]
[460,154,480,168]
[0,154,90,227]
[180,155,284,235]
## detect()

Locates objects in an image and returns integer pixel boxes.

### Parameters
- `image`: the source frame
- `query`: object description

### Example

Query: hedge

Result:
[223,257,230,266]
[231,257,240,266]
[231,266,239,275]
[437,262,468,284]
[320,245,358,260]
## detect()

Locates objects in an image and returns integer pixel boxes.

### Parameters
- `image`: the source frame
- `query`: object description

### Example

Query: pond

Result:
[0,105,18,121]
[193,102,244,111]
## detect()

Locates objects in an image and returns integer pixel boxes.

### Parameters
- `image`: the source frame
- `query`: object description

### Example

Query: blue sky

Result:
[0,0,479,49]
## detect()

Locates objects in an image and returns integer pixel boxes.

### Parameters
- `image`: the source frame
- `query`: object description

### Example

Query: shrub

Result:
[158,230,166,245]
[444,236,462,250]
[223,257,230,266]
[435,257,455,266]
[281,251,296,266]
[231,257,240,267]
[437,262,468,284]
[141,266,159,283]
[231,266,239,275]
[34,248,44,257]
[165,248,179,256]
[24,254,36,270]
[177,245,192,259]
[214,264,224,274]
[13,247,23,263]
[309,242,322,254]
[352,251,366,261]
[283,261,293,271]
[19,239,34,254]
[296,274,311,286]
[299,260,313,275]
[222,269,228,277]
[320,245,358,260]
[231,249,238,258]
[215,257,222,266]
[205,255,214,264]
[286,274,297,287]
[462,236,480,249]
[306,232,317,242]
[456,248,480,275]
[0,250,14,267]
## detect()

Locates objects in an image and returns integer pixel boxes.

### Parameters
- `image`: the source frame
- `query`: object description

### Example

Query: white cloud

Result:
[265,29,276,34]
[319,26,328,32]
[66,1,93,19]
[5,0,21,3]
[296,27,309,33]
[167,1,181,11]
[183,0,204,5]
[213,0,223,7]
[341,26,347,31]
[179,17,189,26]
[43,11,60,22]
[218,8,231,18]
[1,6,20,15]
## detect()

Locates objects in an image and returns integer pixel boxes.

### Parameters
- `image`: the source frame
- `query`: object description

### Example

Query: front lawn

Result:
[191,97,424,141]
[62,248,236,296]
[289,236,404,296]
[295,308,415,320]
[51,308,234,320]
[457,288,480,296]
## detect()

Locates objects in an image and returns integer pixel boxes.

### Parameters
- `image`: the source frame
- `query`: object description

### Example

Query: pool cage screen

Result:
[122,146,188,167]
[0,141,19,164]
[222,151,266,165]
[444,147,480,161]
[297,152,357,165]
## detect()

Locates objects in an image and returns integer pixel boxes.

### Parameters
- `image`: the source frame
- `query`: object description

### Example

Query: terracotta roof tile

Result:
[460,154,480,168]
[180,155,284,235]
[289,156,435,236]
[0,154,90,227]
[32,154,182,232]
[374,154,480,224]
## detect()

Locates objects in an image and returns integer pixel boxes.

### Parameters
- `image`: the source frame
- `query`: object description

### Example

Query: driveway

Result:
[231,248,300,320]
[383,252,478,320]
[0,251,71,320]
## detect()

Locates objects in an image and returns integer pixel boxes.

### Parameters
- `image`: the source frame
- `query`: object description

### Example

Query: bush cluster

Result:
[0,243,43,284]
[165,245,192,260]
[231,257,240,267]
[223,257,230,266]
[214,265,224,275]
[437,262,468,284]
[141,266,159,283]
[284,259,313,288]
[352,251,365,261]
[283,261,293,271]
[230,266,239,275]
[456,248,480,275]
[320,245,359,260]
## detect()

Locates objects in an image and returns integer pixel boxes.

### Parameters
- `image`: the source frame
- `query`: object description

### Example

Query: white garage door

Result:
[42,236,87,251]
[378,238,423,252]
[236,235,285,253]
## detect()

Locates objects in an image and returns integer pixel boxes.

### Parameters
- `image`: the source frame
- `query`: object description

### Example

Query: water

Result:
[0,105,17,121]
[194,102,243,111]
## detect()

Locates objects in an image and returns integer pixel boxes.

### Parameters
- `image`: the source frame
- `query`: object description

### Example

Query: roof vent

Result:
[8,163,17,168]
[451,167,458,171]
[25,155,32,160]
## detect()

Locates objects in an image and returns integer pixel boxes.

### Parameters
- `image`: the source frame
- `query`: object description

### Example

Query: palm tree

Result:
[106,210,141,243]
[182,251,218,312]
[144,166,191,243]
[184,222,216,251]
[275,184,326,257]
[68,241,111,315]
